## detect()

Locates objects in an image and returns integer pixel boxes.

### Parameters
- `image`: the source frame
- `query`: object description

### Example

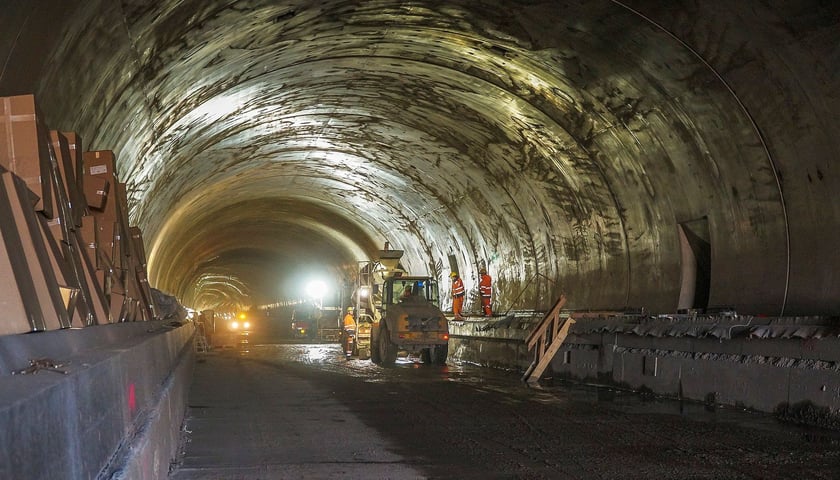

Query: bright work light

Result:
[305,280,327,299]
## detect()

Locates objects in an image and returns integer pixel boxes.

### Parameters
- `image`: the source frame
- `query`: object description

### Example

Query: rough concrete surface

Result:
[3,1,840,317]
[170,343,840,479]
[0,321,194,480]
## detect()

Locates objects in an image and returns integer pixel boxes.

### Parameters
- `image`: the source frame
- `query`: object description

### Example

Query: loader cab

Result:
[383,276,440,307]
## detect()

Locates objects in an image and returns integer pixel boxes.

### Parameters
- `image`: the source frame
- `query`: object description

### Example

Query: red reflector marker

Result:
[128,383,136,412]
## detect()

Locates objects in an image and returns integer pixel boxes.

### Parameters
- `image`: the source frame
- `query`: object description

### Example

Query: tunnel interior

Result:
[2,0,839,316]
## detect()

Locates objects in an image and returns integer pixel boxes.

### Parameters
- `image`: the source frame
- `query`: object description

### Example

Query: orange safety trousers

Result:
[481,297,492,316]
[453,295,464,318]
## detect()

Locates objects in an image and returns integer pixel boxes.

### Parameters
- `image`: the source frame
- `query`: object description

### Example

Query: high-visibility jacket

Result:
[479,274,492,298]
[452,277,465,297]
[343,313,356,328]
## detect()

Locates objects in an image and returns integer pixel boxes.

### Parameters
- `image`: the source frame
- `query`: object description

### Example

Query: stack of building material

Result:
[83,150,157,322]
[0,93,158,335]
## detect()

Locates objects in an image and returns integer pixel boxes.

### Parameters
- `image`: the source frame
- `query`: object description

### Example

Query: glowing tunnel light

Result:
[305,280,328,299]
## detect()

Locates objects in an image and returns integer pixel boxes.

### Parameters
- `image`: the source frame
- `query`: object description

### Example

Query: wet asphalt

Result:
[168,333,840,479]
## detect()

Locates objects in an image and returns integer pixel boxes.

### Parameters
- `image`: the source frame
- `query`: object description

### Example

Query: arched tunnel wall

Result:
[1,0,838,316]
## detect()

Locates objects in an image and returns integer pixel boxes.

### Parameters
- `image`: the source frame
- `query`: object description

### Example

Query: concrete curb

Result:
[0,321,195,480]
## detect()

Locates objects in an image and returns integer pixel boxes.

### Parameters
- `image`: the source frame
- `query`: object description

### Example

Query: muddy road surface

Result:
[169,342,840,479]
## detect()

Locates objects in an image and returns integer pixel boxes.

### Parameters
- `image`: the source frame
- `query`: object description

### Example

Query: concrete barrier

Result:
[0,320,194,480]
[450,314,840,427]
[448,315,538,370]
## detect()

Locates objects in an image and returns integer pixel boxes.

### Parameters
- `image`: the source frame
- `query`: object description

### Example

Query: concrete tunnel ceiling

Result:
[3,1,839,315]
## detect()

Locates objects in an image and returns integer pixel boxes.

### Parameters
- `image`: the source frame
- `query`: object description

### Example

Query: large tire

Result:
[432,343,448,365]
[420,348,432,364]
[370,329,382,364]
[378,325,398,367]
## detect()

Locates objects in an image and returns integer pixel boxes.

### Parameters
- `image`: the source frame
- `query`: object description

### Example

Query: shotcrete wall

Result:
[1,1,838,317]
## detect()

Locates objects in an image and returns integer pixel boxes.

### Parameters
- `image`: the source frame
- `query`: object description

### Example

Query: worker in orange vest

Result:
[343,307,356,329]
[479,268,492,316]
[342,307,356,356]
[450,272,465,320]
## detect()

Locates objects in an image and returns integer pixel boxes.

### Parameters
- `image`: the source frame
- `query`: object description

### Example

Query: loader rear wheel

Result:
[378,326,398,367]
[370,330,381,364]
[420,348,432,364]
[432,344,448,365]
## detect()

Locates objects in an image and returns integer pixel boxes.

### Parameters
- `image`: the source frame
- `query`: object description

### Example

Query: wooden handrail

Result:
[525,294,567,349]
[522,294,573,384]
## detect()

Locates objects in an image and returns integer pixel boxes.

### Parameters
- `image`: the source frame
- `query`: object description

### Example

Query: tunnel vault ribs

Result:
[522,294,572,384]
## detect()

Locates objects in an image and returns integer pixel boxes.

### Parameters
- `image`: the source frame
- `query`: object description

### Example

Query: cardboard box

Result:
[88,185,118,270]
[114,182,131,261]
[37,214,78,328]
[0,95,54,218]
[97,182,133,271]
[125,262,142,300]
[83,150,117,179]
[62,132,86,226]
[84,175,110,210]
[71,228,108,326]
[111,221,125,269]
[46,216,66,244]
[0,190,35,335]
[102,223,116,271]
[129,226,147,267]
[81,215,118,286]
[48,132,72,218]
[110,266,126,296]
[0,170,68,332]
[95,269,108,294]
[92,194,117,223]
[45,213,111,327]
[61,132,84,189]
[79,214,97,246]
[79,214,99,269]
[109,292,126,323]
[135,267,157,320]
[50,131,88,226]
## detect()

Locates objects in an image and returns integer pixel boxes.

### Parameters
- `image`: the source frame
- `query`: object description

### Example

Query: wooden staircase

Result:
[522,294,573,384]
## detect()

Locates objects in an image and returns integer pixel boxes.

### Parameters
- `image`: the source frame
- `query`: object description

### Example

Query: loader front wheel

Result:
[432,344,448,365]
[378,326,398,367]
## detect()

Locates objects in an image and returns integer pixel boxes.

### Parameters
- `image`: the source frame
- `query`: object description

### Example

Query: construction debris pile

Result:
[0,94,158,335]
